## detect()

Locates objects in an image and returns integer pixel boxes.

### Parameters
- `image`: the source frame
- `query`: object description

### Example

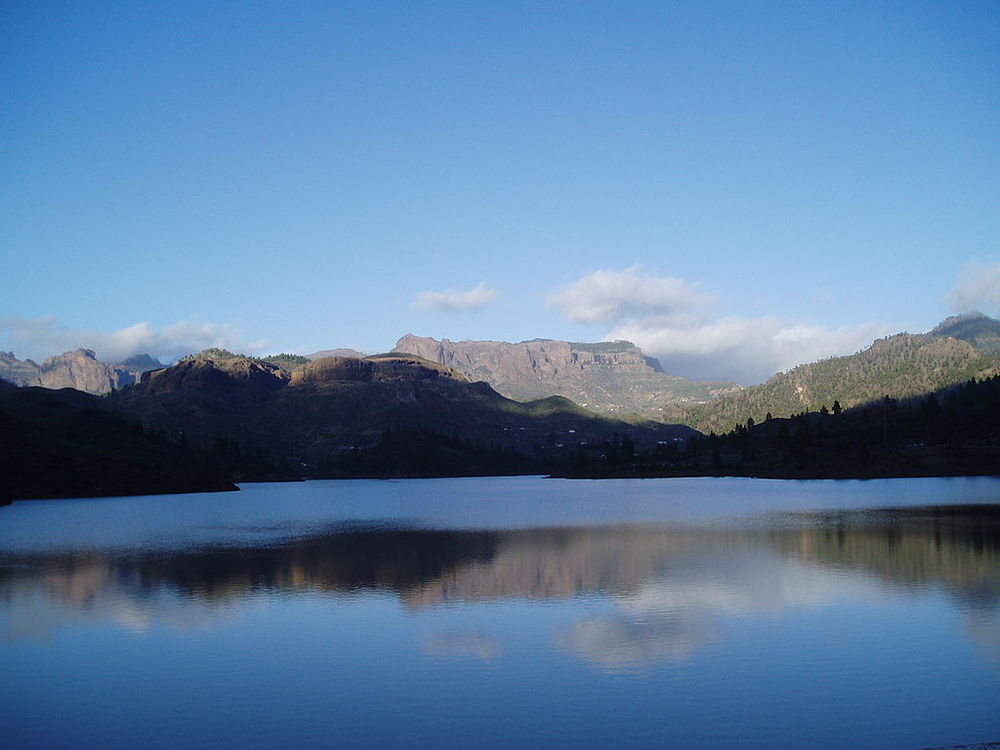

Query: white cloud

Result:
[547,266,714,323]
[0,315,267,364]
[610,315,890,384]
[412,283,498,312]
[547,267,891,384]
[946,260,1000,313]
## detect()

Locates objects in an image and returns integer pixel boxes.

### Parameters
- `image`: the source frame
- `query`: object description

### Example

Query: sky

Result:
[2,0,998,384]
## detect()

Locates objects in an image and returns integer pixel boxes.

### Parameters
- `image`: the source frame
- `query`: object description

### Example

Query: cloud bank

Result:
[946,260,1000,313]
[0,316,267,364]
[548,266,714,323]
[412,283,498,313]
[548,267,892,384]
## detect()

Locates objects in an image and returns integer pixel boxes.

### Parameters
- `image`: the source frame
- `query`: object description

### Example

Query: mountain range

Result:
[8,315,997,433]
[3,312,999,499]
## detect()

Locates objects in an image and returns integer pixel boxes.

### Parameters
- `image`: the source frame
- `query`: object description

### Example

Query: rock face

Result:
[0,349,164,394]
[0,351,42,387]
[36,349,135,393]
[393,334,737,420]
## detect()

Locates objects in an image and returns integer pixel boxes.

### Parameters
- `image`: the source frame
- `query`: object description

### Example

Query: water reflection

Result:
[2,507,998,667]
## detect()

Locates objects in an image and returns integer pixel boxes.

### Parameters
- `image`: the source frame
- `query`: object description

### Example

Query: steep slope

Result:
[111,353,696,478]
[394,334,737,421]
[683,319,1000,434]
[0,381,237,501]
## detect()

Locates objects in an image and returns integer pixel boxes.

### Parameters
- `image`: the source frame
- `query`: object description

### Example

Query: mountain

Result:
[0,351,42,387]
[110,351,696,478]
[930,312,1000,356]
[119,353,165,373]
[393,334,738,421]
[0,349,163,394]
[0,380,237,501]
[683,315,1000,434]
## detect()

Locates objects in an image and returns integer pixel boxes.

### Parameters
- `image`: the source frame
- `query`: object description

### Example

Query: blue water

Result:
[1,476,998,749]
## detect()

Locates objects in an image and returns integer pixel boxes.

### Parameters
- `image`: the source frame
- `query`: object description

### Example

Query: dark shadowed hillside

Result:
[110,351,697,479]
[0,381,237,501]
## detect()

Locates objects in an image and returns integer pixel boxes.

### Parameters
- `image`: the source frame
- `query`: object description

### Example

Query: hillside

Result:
[0,381,237,501]
[561,373,1000,479]
[683,316,1000,434]
[110,351,696,479]
[393,334,738,421]
[930,311,1000,356]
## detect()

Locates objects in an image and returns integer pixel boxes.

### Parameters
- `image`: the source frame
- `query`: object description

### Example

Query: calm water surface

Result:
[1,476,999,749]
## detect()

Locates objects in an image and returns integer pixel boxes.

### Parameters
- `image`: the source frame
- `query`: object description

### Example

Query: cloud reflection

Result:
[1,507,996,666]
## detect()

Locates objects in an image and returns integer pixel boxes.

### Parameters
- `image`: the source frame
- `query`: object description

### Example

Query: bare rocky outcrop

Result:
[36,349,135,393]
[0,351,42,387]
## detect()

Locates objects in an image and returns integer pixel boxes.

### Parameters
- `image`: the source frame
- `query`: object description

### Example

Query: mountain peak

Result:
[930,312,1000,356]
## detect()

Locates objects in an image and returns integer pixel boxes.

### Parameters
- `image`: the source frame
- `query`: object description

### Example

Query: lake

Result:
[1,476,998,749]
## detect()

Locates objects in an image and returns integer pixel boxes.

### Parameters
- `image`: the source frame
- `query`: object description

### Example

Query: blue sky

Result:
[2,1,998,383]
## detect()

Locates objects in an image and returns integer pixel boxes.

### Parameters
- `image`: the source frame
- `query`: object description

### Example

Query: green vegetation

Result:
[683,332,999,434]
[561,374,1000,479]
[931,312,1000,356]
[181,348,309,375]
[263,353,310,366]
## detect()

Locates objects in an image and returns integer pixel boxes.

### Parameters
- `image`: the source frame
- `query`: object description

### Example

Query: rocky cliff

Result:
[36,349,135,393]
[394,334,738,421]
[0,351,42,387]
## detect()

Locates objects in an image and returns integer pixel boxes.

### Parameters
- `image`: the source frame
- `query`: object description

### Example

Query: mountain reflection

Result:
[2,507,997,665]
